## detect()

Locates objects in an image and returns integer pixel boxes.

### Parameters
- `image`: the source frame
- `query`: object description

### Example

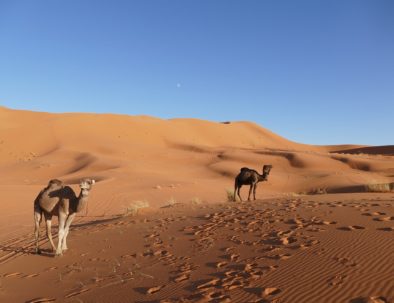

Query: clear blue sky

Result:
[0,0,393,145]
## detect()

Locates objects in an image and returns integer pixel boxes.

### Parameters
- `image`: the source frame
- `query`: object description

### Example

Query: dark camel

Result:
[234,165,272,201]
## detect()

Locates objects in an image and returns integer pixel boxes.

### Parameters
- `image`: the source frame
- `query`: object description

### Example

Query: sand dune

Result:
[0,106,393,302]
[332,145,394,156]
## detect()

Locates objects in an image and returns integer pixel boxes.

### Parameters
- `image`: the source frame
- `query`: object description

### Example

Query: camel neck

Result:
[258,172,268,181]
[76,190,89,213]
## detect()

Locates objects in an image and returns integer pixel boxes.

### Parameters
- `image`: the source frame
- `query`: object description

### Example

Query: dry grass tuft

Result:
[190,197,202,205]
[167,196,177,206]
[365,183,393,193]
[308,187,327,195]
[226,188,235,202]
[123,200,150,216]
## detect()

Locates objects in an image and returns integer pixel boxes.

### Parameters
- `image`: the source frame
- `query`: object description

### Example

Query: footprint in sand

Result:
[221,246,236,253]
[280,236,298,245]
[3,272,22,277]
[200,290,230,302]
[197,278,221,290]
[349,296,388,303]
[221,278,245,291]
[65,287,90,298]
[377,227,394,232]
[352,225,366,230]
[251,287,281,297]
[23,273,40,278]
[146,285,165,294]
[223,253,240,262]
[373,216,394,222]
[334,257,357,267]
[302,239,320,248]
[25,298,56,303]
[44,266,58,272]
[173,274,189,282]
[362,211,387,217]
[306,227,327,232]
[249,298,271,303]
[121,253,137,259]
[215,261,228,268]
[338,225,365,231]
[327,274,346,286]
[268,253,292,260]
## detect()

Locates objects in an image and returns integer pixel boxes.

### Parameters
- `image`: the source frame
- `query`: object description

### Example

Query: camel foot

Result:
[36,249,42,255]
[55,250,63,257]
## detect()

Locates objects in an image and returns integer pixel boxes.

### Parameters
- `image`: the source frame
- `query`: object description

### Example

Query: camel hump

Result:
[46,179,63,191]
[240,167,251,172]
[62,186,77,200]
[48,179,63,186]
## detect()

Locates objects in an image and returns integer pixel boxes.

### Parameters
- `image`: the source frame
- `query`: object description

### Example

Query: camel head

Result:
[262,165,273,180]
[79,178,95,196]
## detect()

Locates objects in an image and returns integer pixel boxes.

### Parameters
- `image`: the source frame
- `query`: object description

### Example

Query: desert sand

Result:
[0,106,393,303]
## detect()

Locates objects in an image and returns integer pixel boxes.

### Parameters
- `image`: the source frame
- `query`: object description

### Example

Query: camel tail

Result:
[33,195,43,224]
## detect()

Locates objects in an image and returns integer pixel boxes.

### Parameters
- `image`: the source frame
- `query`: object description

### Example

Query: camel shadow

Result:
[33,248,56,258]
[133,287,150,295]
[0,215,123,261]
[70,216,123,229]
[0,245,55,259]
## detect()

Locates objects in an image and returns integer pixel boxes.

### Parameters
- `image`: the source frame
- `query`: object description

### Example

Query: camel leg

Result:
[34,207,42,254]
[237,185,243,202]
[248,185,253,201]
[56,213,67,256]
[233,183,238,202]
[253,183,257,200]
[62,213,76,251]
[44,213,56,252]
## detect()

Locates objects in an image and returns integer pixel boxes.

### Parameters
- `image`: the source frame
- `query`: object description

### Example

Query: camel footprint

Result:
[338,225,365,231]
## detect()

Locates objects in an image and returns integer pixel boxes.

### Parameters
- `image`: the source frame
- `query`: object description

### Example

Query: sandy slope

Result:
[0,106,393,302]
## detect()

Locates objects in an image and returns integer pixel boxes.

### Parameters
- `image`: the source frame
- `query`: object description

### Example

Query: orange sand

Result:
[0,107,393,302]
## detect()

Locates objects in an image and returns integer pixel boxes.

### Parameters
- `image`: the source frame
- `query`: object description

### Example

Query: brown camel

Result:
[34,178,95,256]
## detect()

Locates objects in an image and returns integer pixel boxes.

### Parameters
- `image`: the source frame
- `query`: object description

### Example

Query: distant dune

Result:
[0,105,392,228]
[0,105,391,182]
[332,145,394,156]
[0,106,392,203]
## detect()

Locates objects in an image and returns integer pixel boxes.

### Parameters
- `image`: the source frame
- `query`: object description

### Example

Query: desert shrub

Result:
[123,200,149,216]
[226,188,235,202]
[167,196,177,206]
[365,183,392,193]
[190,197,202,205]
[308,187,327,195]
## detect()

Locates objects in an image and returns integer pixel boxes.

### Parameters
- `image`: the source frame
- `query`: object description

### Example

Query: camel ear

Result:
[91,179,96,184]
